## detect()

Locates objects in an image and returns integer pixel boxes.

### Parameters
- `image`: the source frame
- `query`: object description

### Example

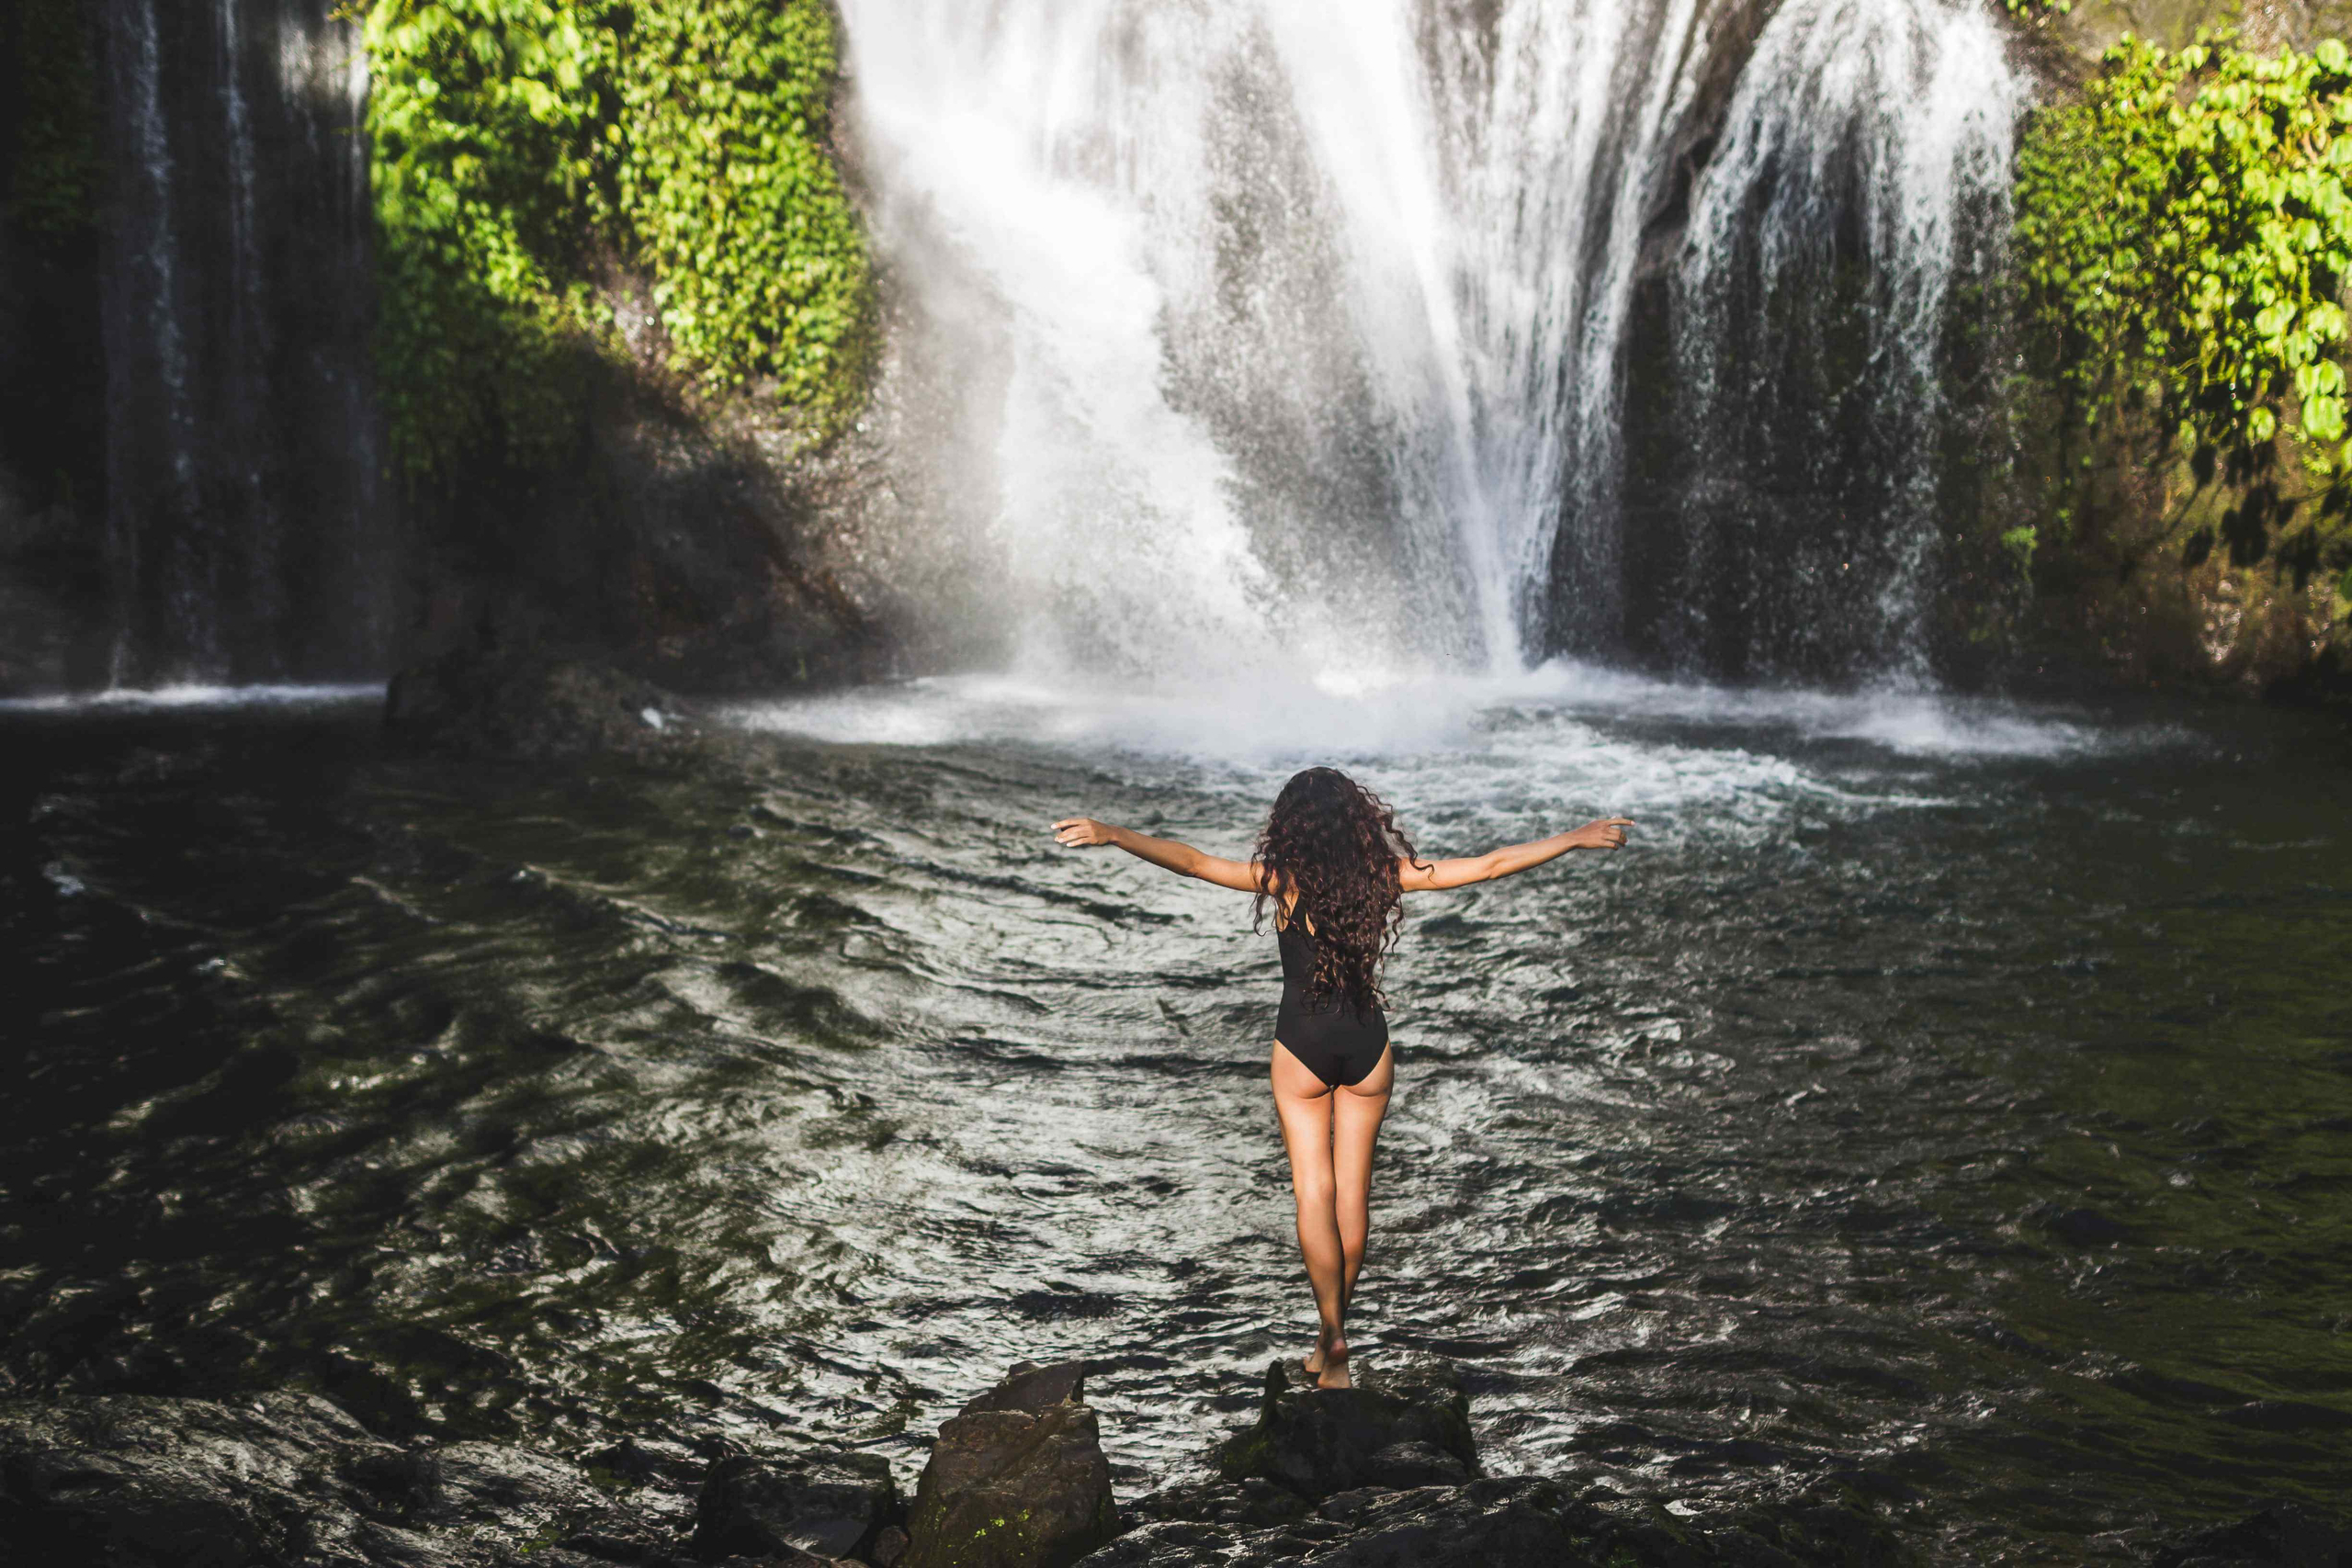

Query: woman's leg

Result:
[1271,1043,1350,1387]
[1330,1043,1394,1314]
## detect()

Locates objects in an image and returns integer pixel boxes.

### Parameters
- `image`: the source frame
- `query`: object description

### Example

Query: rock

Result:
[691,1448,900,1562]
[1212,1356,1478,1500]
[1069,1520,1237,1568]
[1317,1488,1393,1525]
[903,1360,1116,1568]
[345,1446,444,1517]
[870,1524,911,1566]
[1125,1477,1312,1531]
[1294,1479,1577,1567]
[1363,1440,1470,1489]
[384,638,695,761]
[962,1361,1090,1416]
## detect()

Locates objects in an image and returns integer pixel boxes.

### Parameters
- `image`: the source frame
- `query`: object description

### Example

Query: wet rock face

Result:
[903,1359,1116,1568]
[1213,1356,1477,1501]
[691,1449,899,1562]
[383,641,693,762]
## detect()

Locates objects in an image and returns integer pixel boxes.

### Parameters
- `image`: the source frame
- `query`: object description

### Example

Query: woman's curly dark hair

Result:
[1252,767,1428,1018]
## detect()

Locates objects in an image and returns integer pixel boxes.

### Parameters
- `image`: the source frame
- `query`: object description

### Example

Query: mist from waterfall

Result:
[838,0,2021,693]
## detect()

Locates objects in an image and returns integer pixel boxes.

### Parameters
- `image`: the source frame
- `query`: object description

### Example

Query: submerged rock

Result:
[692,1448,900,1562]
[1213,1356,1477,1500]
[384,639,694,761]
[903,1359,1117,1568]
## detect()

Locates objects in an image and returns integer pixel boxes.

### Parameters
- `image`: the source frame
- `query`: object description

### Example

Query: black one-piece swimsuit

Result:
[1274,917,1390,1088]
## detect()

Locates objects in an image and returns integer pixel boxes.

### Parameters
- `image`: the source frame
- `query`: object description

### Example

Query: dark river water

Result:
[4,670,2349,1563]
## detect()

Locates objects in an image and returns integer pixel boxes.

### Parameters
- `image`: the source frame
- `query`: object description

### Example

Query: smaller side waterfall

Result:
[1614,0,2018,683]
[95,0,392,686]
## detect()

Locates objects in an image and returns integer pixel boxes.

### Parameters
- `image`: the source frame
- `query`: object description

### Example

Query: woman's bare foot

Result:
[1312,1335,1350,1390]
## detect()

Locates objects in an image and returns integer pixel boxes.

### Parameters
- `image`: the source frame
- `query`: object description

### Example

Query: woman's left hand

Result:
[1054,818,1117,848]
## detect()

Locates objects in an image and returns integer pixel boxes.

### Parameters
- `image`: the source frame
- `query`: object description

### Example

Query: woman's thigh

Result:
[1270,1043,1336,1194]
[1330,1045,1392,1190]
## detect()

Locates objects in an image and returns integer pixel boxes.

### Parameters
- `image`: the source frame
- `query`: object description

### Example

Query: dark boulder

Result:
[903,1360,1116,1568]
[1213,1356,1477,1500]
[384,639,693,761]
[691,1448,899,1562]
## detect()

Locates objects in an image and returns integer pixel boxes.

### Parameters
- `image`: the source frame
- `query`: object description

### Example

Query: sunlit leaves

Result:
[616,0,871,414]
[363,0,871,480]
[2016,30,2352,480]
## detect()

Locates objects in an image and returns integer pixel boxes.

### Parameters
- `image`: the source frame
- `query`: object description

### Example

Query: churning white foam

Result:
[718,663,2154,770]
[0,682,383,715]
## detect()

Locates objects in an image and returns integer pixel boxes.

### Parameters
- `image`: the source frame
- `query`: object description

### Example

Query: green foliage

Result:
[2004,1,2073,15]
[365,0,616,477]
[2000,524,2039,575]
[362,0,871,481]
[6,0,103,247]
[616,0,871,414]
[2016,32,2352,480]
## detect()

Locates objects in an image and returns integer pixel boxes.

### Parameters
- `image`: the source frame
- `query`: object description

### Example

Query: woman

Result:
[1054,767,1632,1389]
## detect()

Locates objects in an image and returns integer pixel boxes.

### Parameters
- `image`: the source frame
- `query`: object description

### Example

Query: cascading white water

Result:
[1658,0,2018,682]
[838,0,2023,691]
[101,0,205,682]
[95,0,392,685]
[1425,0,1726,657]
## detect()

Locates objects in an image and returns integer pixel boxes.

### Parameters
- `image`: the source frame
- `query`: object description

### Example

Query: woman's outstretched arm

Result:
[1396,817,1633,891]
[1052,818,1265,893]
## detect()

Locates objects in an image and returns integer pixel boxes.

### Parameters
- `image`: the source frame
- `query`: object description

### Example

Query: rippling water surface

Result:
[5,669,2349,1562]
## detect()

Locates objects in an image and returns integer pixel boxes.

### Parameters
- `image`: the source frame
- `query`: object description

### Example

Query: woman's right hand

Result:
[1567,817,1634,851]
[1054,818,1117,848]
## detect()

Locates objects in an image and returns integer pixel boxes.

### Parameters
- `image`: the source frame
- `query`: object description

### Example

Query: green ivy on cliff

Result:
[364,0,616,477]
[616,0,870,416]
[362,0,871,482]
[2017,32,2352,493]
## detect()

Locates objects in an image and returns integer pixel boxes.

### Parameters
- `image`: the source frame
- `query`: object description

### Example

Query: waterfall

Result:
[94,0,391,686]
[1631,0,2018,682]
[839,0,2021,689]
[99,0,205,682]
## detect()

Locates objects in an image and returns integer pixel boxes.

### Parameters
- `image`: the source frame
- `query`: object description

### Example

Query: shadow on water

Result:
[2,682,2349,1562]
